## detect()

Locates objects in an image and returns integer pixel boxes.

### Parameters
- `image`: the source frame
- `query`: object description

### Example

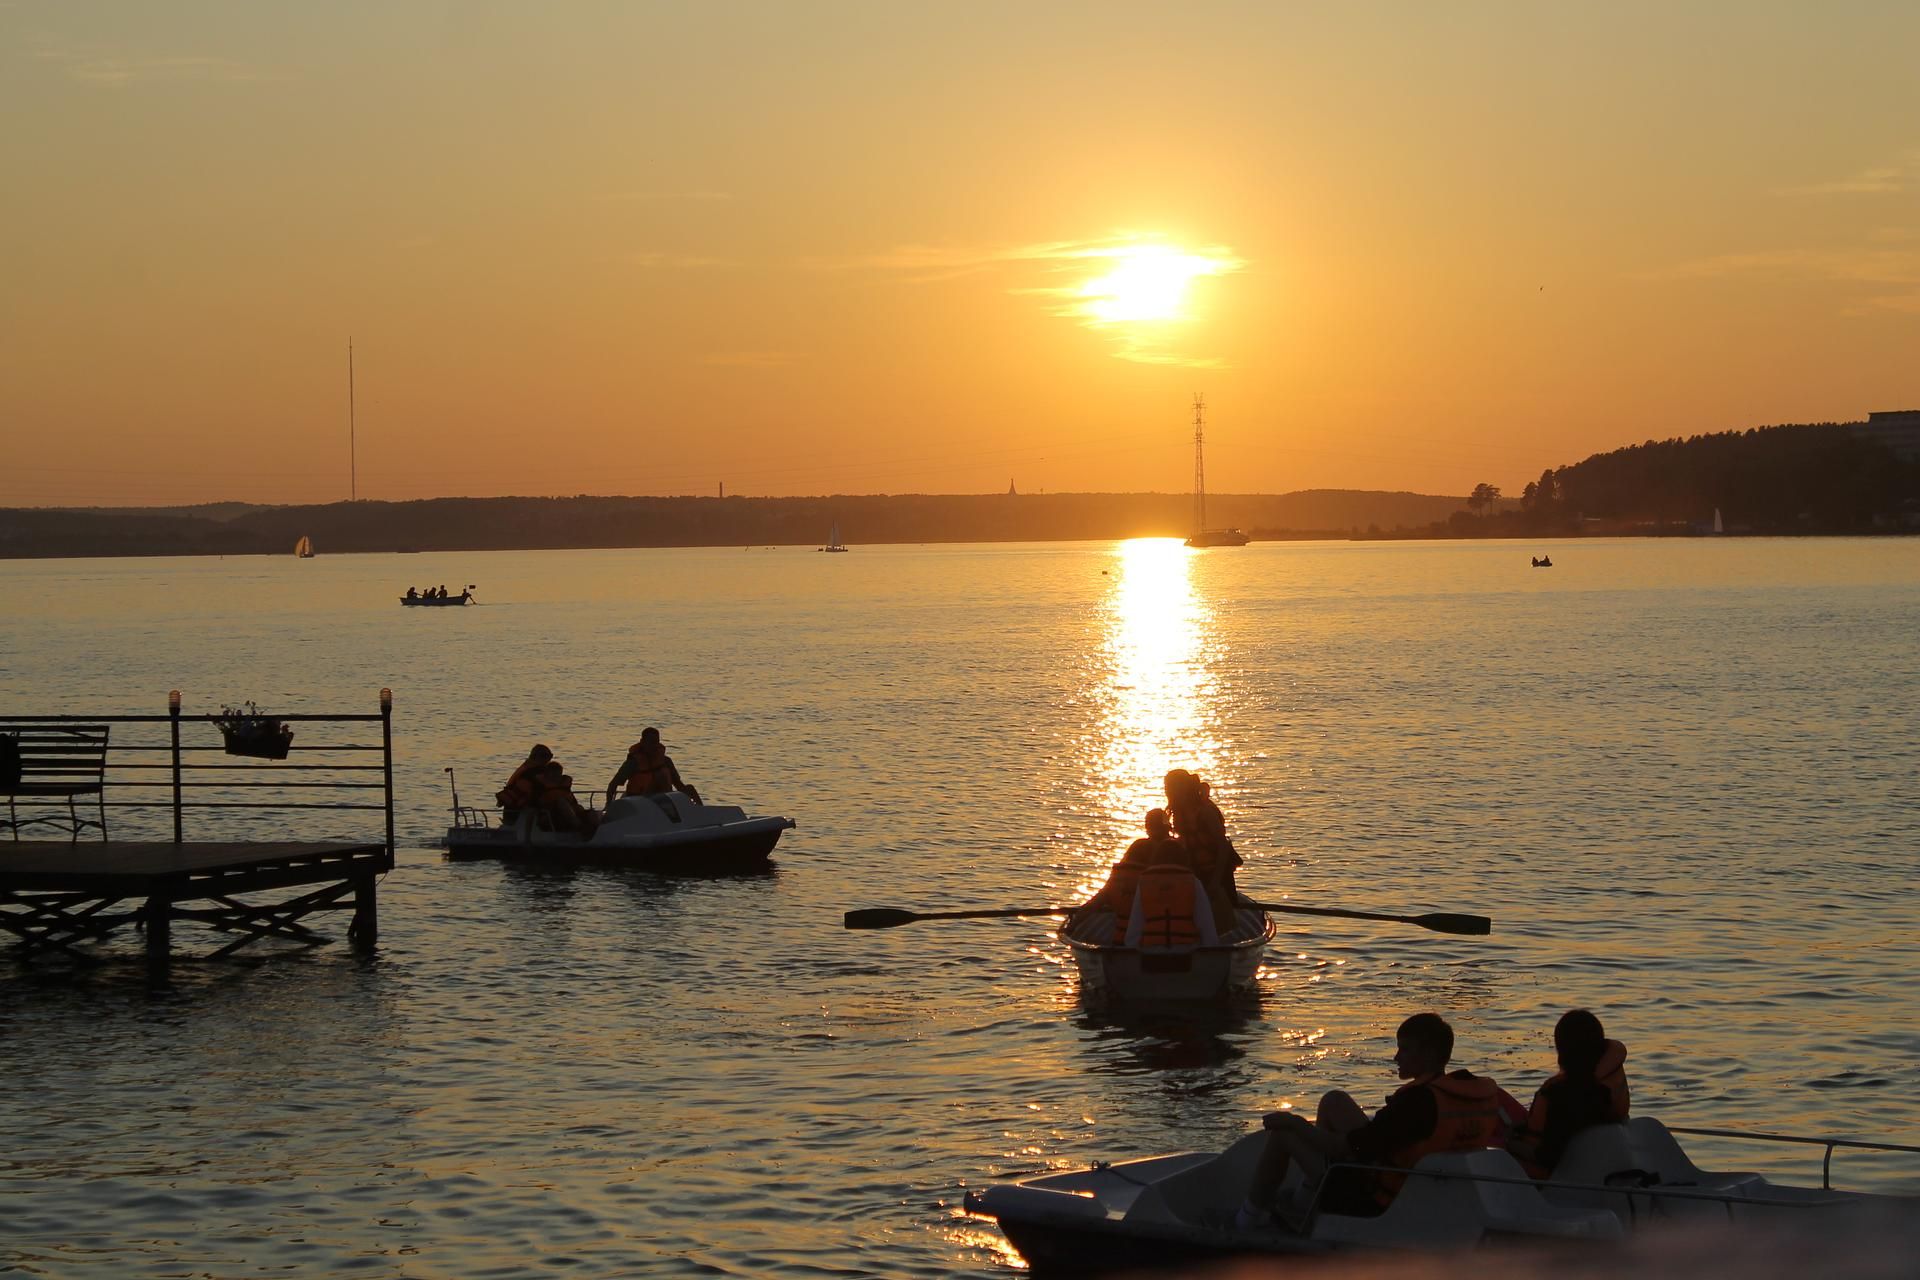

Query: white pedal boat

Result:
[444,790,795,872]
[964,1117,1918,1274]
[1060,904,1274,1002]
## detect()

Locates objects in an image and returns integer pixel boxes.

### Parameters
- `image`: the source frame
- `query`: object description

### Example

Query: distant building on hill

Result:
[1851,409,1920,463]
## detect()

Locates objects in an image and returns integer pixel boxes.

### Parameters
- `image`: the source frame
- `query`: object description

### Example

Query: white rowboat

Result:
[1061,905,1273,1002]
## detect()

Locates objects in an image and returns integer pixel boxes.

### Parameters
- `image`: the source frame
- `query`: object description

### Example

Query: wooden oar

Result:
[843,906,1068,930]
[1248,900,1491,935]
[844,902,1491,935]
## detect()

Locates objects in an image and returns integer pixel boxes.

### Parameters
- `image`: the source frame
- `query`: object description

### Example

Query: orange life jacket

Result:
[622,743,670,796]
[495,759,544,808]
[1376,1071,1507,1201]
[1132,865,1202,948]
[1522,1039,1631,1171]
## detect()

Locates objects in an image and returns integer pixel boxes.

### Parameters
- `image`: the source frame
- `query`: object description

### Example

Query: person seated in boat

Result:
[405,586,419,600]
[1073,809,1184,938]
[1162,769,1241,931]
[1238,1013,1516,1229]
[435,583,448,599]
[605,726,703,808]
[495,744,554,812]
[1507,1009,1630,1178]
[534,762,599,836]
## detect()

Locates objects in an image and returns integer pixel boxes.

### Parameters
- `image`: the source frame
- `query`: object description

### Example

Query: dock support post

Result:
[168,690,184,844]
[349,871,378,948]
[144,894,170,961]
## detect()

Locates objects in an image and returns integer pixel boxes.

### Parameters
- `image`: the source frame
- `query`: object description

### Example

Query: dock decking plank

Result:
[0,841,389,891]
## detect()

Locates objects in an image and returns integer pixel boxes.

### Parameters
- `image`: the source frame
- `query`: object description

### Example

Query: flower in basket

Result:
[214,702,294,757]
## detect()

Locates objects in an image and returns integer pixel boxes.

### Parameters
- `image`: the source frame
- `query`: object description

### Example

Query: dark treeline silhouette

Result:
[0,490,1471,559]
[1399,422,1919,538]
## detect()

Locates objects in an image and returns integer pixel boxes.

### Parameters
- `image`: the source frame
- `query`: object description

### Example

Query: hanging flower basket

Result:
[214,702,295,760]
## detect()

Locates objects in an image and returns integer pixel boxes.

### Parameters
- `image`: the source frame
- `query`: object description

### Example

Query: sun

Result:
[1076,244,1231,324]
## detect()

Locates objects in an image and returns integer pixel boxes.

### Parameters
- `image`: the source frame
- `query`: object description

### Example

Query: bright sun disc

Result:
[1078,245,1227,324]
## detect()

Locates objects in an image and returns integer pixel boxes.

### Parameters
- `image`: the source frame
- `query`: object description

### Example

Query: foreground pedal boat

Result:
[964,1117,1917,1275]
[445,791,794,872]
[1060,906,1273,1002]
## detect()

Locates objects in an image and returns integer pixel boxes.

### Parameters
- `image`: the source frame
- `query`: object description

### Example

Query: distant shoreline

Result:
[0,490,1475,560]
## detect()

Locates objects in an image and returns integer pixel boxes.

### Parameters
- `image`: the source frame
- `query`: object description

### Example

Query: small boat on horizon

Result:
[820,519,850,552]
[295,535,315,558]
[401,585,475,607]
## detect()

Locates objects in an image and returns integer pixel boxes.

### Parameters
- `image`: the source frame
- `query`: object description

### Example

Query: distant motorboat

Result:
[401,585,476,607]
[294,535,315,558]
[1531,555,1553,568]
[1186,528,1250,548]
[820,520,850,553]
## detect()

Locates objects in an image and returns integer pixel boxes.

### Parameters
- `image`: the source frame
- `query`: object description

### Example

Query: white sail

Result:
[294,535,314,558]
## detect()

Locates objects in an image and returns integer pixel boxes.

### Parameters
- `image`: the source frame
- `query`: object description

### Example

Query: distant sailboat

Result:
[1712,507,1724,535]
[295,535,315,558]
[820,520,850,553]
[1183,394,1248,548]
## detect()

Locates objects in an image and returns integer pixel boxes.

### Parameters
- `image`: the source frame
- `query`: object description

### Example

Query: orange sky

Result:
[3,2,1916,507]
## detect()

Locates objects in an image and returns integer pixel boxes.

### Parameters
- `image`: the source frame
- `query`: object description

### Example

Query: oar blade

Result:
[1415,912,1492,936]
[843,908,920,930]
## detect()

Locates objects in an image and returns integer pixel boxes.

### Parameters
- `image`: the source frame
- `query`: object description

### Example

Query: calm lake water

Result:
[4,537,1919,1277]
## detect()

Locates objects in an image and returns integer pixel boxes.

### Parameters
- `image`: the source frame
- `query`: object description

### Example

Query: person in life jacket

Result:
[495,744,554,811]
[1508,1009,1631,1177]
[1162,769,1242,931]
[603,726,702,808]
[534,762,599,836]
[1239,1013,1514,1228]
[1076,809,1181,923]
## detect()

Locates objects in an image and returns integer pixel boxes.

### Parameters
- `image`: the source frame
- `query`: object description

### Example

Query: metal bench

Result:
[1,723,109,841]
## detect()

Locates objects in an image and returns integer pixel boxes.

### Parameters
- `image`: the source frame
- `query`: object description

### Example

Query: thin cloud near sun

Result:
[837,235,1247,368]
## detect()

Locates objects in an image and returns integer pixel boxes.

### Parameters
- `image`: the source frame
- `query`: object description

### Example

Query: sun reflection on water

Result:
[1071,538,1226,898]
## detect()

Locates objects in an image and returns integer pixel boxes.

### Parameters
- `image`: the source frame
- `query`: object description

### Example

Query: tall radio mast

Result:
[1190,393,1206,536]
[348,339,357,502]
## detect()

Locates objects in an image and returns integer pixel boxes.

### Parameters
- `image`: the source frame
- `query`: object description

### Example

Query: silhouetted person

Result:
[535,762,598,836]
[1162,769,1240,930]
[606,727,701,807]
[496,744,554,811]
[1077,808,1182,923]
[405,586,419,600]
[1508,1009,1631,1177]
[1239,1013,1514,1229]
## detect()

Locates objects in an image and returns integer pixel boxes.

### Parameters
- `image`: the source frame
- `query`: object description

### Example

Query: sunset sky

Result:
[3,1,1916,507]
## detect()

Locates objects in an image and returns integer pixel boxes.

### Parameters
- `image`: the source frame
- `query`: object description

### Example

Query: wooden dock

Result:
[0,693,396,964]
[0,840,390,961]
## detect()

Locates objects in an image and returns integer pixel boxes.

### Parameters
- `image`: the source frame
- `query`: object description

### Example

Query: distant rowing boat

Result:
[401,585,475,607]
